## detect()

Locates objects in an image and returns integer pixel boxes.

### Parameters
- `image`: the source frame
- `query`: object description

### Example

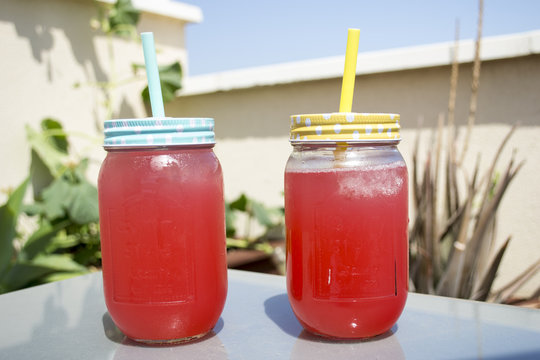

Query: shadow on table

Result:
[103,314,228,359]
[263,293,303,338]
[102,312,225,345]
[290,329,405,360]
[263,293,398,341]
[264,293,406,359]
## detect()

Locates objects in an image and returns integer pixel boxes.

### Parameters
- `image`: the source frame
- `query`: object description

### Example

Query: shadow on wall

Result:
[1,0,138,121]
[2,0,108,82]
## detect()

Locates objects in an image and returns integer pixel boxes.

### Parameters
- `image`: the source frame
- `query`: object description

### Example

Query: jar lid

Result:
[103,117,215,148]
[289,112,400,143]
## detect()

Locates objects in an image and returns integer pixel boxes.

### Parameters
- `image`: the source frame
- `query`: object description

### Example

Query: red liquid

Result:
[98,148,227,342]
[285,164,408,338]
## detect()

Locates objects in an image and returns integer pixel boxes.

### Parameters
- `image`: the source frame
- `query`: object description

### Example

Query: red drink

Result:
[99,146,227,343]
[285,158,408,338]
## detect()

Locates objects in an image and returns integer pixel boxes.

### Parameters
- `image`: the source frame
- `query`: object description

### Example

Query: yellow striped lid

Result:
[289,112,400,143]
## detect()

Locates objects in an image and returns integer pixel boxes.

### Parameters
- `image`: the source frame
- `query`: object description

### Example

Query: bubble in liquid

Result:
[337,164,405,198]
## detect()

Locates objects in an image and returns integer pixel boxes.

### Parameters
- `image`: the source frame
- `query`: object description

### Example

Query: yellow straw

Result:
[339,28,360,112]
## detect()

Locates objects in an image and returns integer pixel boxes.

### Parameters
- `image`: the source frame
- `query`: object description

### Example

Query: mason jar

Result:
[284,113,408,339]
[98,117,227,344]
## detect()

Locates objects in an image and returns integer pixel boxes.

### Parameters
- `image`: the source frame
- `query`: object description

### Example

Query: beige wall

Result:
[170,55,540,135]
[0,0,188,194]
[168,55,540,295]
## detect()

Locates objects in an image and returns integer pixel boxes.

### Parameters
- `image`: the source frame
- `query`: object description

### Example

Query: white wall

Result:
[170,54,540,296]
[0,0,191,197]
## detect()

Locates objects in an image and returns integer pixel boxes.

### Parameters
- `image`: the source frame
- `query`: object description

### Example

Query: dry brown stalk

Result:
[447,19,460,131]
[458,0,484,166]
[410,0,539,305]
[491,259,540,303]
[476,125,517,217]
[412,124,422,213]
[432,114,444,280]
[459,151,523,298]
[471,215,497,296]
[445,19,460,220]
[471,236,511,301]
[448,174,475,298]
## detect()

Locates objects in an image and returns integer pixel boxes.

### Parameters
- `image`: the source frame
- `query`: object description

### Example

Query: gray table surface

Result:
[0,269,539,360]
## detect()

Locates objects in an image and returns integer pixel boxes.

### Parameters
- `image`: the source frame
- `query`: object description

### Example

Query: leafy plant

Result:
[0,0,185,293]
[92,0,140,39]
[85,0,182,123]
[0,120,99,294]
[409,0,539,306]
[135,61,183,104]
[225,194,286,274]
[225,194,284,253]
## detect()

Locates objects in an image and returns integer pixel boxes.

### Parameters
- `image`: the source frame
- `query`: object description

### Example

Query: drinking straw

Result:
[339,29,360,113]
[141,32,165,117]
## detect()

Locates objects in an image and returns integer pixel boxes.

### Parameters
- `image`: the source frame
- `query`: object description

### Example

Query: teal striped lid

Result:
[103,117,215,148]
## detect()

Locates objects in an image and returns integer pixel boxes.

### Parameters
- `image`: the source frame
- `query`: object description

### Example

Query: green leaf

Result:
[32,254,87,272]
[28,119,68,198]
[22,202,46,217]
[36,170,98,225]
[0,178,29,277]
[26,124,68,179]
[47,232,80,252]
[229,194,248,212]
[40,178,72,220]
[1,262,56,291]
[251,200,275,227]
[225,202,237,237]
[1,255,87,291]
[67,181,99,224]
[41,118,69,153]
[226,238,250,249]
[73,158,90,182]
[30,149,55,199]
[22,219,71,259]
[73,244,101,266]
[141,62,182,103]
[41,271,88,284]
[108,0,140,37]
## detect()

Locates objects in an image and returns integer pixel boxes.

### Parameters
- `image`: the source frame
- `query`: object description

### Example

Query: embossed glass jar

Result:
[98,117,227,344]
[285,113,408,339]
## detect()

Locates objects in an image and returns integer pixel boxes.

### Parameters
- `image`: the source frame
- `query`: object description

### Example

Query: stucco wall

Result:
[0,0,188,194]
[168,55,540,295]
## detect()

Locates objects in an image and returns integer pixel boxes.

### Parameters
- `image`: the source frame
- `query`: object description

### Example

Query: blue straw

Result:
[141,32,165,117]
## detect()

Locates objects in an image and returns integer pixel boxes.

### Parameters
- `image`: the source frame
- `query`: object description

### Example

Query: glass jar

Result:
[98,118,227,344]
[284,113,408,339]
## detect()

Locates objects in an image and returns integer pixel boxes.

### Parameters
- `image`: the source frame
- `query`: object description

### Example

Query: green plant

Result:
[409,0,539,305]
[85,0,182,123]
[225,193,285,255]
[0,119,99,294]
[0,0,185,293]
[225,193,286,275]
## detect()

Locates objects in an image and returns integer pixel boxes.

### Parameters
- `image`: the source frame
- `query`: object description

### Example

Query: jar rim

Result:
[103,143,216,151]
[103,117,215,148]
[289,112,401,143]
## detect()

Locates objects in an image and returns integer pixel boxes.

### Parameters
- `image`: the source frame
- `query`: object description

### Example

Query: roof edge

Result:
[180,30,540,96]
[98,0,203,23]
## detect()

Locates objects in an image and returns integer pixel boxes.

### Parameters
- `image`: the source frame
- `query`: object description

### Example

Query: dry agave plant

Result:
[408,0,540,306]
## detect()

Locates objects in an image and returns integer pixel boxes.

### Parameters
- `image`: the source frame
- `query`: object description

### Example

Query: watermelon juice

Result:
[285,160,408,338]
[98,146,227,343]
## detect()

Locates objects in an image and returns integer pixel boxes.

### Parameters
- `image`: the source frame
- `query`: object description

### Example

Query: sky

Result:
[179,0,540,76]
